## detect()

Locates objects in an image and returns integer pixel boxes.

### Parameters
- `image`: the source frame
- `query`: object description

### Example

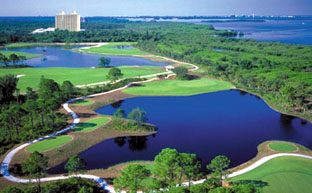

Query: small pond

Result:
[48,90,312,174]
[7,46,168,68]
[111,45,134,49]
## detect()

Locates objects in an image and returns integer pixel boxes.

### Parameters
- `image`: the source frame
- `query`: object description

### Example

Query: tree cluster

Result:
[114,148,258,193]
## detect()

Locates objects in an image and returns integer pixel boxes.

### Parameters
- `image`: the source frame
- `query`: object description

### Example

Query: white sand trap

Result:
[16,74,25,78]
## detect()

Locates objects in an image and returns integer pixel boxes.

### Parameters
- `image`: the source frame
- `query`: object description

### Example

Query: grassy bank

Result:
[73,99,95,106]
[4,43,47,49]
[230,156,312,193]
[123,78,234,96]
[73,117,110,133]
[26,135,72,153]
[0,51,42,59]
[80,42,149,56]
[0,66,166,92]
[268,142,297,152]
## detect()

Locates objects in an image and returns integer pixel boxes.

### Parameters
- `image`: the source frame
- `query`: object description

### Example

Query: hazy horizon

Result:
[0,0,311,17]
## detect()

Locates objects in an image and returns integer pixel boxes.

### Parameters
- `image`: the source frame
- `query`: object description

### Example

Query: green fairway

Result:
[230,156,312,193]
[123,78,234,96]
[73,117,110,132]
[269,142,297,152]
[0,51,41,59]
[81,42,149,56]
[0,66,165,92]
[26,135,72,152]
[73,99,95,106]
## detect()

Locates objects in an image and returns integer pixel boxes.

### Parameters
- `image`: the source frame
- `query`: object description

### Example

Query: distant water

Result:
[205,20,312,45]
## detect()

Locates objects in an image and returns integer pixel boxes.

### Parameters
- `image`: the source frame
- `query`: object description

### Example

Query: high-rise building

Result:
[55,11,80,32]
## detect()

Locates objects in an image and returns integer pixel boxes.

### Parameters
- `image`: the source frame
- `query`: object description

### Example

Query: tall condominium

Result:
[55,11,80,32]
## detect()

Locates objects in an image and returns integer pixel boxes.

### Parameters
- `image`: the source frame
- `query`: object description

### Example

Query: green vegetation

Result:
[98,56,111,68]
[65,155,87,174]
[73,99,95,106]
[1,177,103,193]
[21,151,48,191]
[26,135,72,152]
[0,76,68,156]
[112,107,155,132]
[107,67,124,83]
[207,155,231,186]
[73,117,110,133]
[81,42,149,55]
[268,142,297,152]
[113,148,255,193]
[123,78,234,96]
[0,51,41,59]
[231,156,312,193]
[114,164,151,193]
[172,66,189,80]
[0,66,165,92]
[4,43,47,49]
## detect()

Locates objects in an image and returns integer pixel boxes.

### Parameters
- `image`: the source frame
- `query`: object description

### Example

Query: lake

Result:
[7,46,169,68]
[205,20,312,45]
[48,90,312,174]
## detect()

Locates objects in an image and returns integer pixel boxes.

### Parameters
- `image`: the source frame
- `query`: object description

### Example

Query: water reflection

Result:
[110,100,124,109]
[114,137,126,147]
[128,136,148,152]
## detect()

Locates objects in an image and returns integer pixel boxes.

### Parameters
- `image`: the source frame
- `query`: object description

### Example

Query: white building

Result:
[55,11,81,32]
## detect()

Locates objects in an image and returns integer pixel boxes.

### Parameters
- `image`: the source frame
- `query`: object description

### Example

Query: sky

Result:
[0,0,312,17]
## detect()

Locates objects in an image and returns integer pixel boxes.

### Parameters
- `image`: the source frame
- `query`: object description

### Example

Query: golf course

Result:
[1,42,312,193]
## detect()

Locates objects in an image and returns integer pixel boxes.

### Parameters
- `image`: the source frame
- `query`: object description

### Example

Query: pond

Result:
[48,90,312,174]
[8,46,169,68]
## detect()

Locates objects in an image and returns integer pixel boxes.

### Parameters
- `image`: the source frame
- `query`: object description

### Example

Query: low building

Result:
[31,27,55,34]
[165,65,175,71]
[55,11,81,32]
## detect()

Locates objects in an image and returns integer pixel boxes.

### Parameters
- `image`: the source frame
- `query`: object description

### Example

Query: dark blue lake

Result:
[7,46,168,68]
[49,90,312,174]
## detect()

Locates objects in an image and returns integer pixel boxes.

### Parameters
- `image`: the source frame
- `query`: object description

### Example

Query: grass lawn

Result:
[26,135,72,152]
[4,43,47,49]
[269,142,297,152]
[72,117,110,132]
[230,156,312,193]
[0,66,165,92]
[73,99,95,106]
[81,42,149,56]
[123,78,234,96]
[0,51,42,59]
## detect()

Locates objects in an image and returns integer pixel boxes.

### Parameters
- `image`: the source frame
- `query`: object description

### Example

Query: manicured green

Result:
[73,117,110,133]
[0,66,166,92]
[26,135,72,152]
[269,142,297,152]
[230,156,312,193]
[123,78,234,96]
[81,42,149,56]
[0,51,41,59]
[73,99,94,106]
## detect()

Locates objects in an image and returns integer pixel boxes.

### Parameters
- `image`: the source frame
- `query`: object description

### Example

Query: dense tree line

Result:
[0,75,71,155]
[114,148,258,193]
